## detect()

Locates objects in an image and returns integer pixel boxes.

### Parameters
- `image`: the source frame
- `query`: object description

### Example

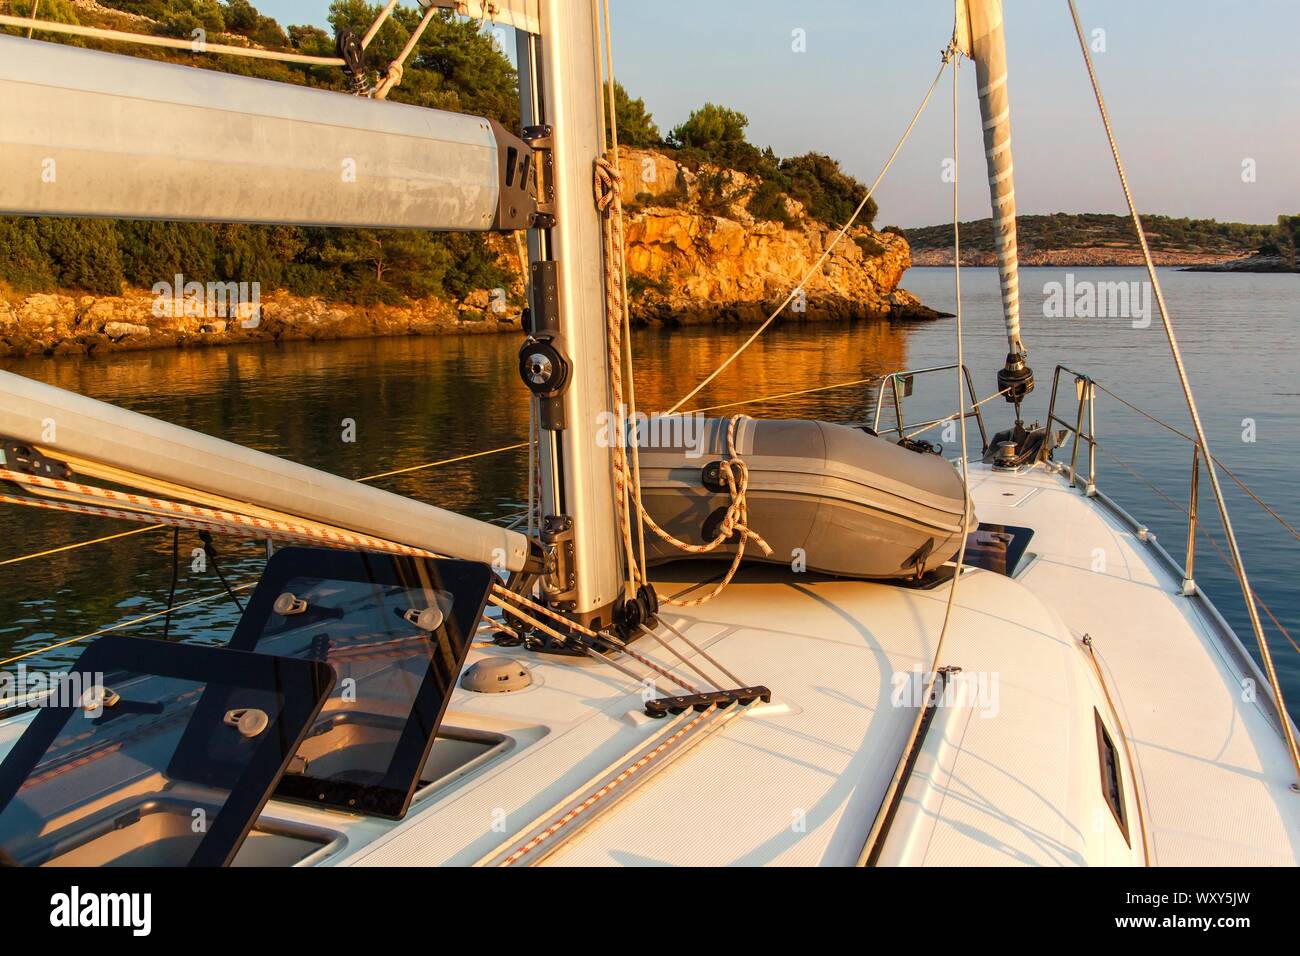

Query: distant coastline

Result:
[909,248,1246,268]
[905,212,1294,270]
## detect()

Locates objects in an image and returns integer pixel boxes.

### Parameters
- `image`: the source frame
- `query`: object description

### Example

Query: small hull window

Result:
[1094,708,1131,847]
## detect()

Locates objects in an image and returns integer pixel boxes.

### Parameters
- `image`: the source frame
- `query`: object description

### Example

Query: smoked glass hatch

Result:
[0,635,333,867]
[229,547,493,819]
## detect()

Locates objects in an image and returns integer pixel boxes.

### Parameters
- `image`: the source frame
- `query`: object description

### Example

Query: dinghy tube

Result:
[638,418,977,580]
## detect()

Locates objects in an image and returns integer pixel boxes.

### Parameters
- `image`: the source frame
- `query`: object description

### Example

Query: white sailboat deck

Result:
[3,459,1292,866]
[337,461,1298,867]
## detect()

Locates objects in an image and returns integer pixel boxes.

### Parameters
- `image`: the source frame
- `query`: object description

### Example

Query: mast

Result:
[515,0,626,629]
[0,5,626,628]
[954,0,1034,414]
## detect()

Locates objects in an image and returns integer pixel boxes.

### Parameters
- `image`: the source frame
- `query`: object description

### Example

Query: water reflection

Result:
[1,268,1296,712]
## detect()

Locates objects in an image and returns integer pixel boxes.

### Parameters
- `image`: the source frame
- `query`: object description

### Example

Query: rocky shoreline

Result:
[1,148,943,359]
[1180,253,1298,273]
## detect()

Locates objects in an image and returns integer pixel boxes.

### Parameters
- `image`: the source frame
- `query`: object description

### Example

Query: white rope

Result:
[1065,0,1300,785]
[362,0,400,48]
[373,1,440,100]
[858,42,970,866]
[0,14,347,65]
[666,54,952,416]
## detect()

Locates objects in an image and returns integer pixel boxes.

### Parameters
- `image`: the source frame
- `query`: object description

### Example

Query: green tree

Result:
[36,219,124,294]
[669,103,749,151]
[116,221,217,287]
[607,82,660,147]
[781,152,877,228]
[316,229,450,303]
[327,1,519,125]
[0,218,57,291]
[1272,215,1299,268]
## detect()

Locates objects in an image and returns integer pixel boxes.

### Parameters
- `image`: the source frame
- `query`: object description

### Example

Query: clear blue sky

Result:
[256,0,1299,227]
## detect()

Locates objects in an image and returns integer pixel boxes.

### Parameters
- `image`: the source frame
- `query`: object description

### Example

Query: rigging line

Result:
[373,0,440,100]
[198,530,244,614]
[1092,382,1300,542]
[687,376,881,414]
[490,584,698,693]
[1066,0,1300,784]
[353,442,528,481]
[486,593,658,693]
[656,615,748,689]
[0,14,348,66]
[0,491,440,559]
[161,527,180,641]
[0,524,165,567]
[1097,444,1300,656]
[665,55,951,416]
[859,41,969,867]
[900,386,1010,442]
[362,0,400,48]
[0,442,526,568]
[635,623,721,691]
[0,468,438,556]
[0,581,257,668]
[591,0,645,595]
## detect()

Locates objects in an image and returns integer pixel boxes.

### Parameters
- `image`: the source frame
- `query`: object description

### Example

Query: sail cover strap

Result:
[955,0,1024,357]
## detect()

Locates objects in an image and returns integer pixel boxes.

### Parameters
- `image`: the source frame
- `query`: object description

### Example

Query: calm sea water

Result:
[1,266,1296,715]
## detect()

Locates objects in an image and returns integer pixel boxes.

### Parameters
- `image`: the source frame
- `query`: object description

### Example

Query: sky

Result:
[255,0,1300,227]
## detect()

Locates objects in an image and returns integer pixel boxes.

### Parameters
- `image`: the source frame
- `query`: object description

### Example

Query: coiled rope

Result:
[630,415,773,607]
[593,0,650,597]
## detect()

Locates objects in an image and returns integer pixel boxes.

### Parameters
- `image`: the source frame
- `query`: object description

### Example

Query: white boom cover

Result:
[0,35,502,230]
[955,0,1024,357]
[0,371,530,572]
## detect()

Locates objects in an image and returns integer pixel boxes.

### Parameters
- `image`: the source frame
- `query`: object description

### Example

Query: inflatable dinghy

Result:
[636,417,976,580]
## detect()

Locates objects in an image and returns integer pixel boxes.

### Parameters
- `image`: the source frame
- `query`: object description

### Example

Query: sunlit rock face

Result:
[615,148,932,326]
[0,150,936,357]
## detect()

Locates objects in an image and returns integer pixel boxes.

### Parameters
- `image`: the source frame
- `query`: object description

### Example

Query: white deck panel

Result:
[970,463,1300,866]
[540,566,1111,867]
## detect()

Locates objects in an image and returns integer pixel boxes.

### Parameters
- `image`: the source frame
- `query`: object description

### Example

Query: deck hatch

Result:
[229,547,492,819]
[0,635,333,867]
[962,523,1034,576]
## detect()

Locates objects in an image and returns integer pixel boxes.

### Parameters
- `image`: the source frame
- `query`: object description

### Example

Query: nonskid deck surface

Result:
[2,463,1294,866]
[346,461,1298,867]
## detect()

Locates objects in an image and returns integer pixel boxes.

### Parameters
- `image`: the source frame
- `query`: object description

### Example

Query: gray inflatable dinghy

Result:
[636,417,976,580]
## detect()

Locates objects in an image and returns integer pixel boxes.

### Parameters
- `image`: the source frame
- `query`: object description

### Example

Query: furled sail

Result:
[955,0,1025,363]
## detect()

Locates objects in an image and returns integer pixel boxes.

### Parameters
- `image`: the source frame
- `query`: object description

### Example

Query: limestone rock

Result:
[0,150,934,357]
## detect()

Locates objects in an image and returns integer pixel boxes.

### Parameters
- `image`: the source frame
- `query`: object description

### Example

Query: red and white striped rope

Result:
[0,468,437,559]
